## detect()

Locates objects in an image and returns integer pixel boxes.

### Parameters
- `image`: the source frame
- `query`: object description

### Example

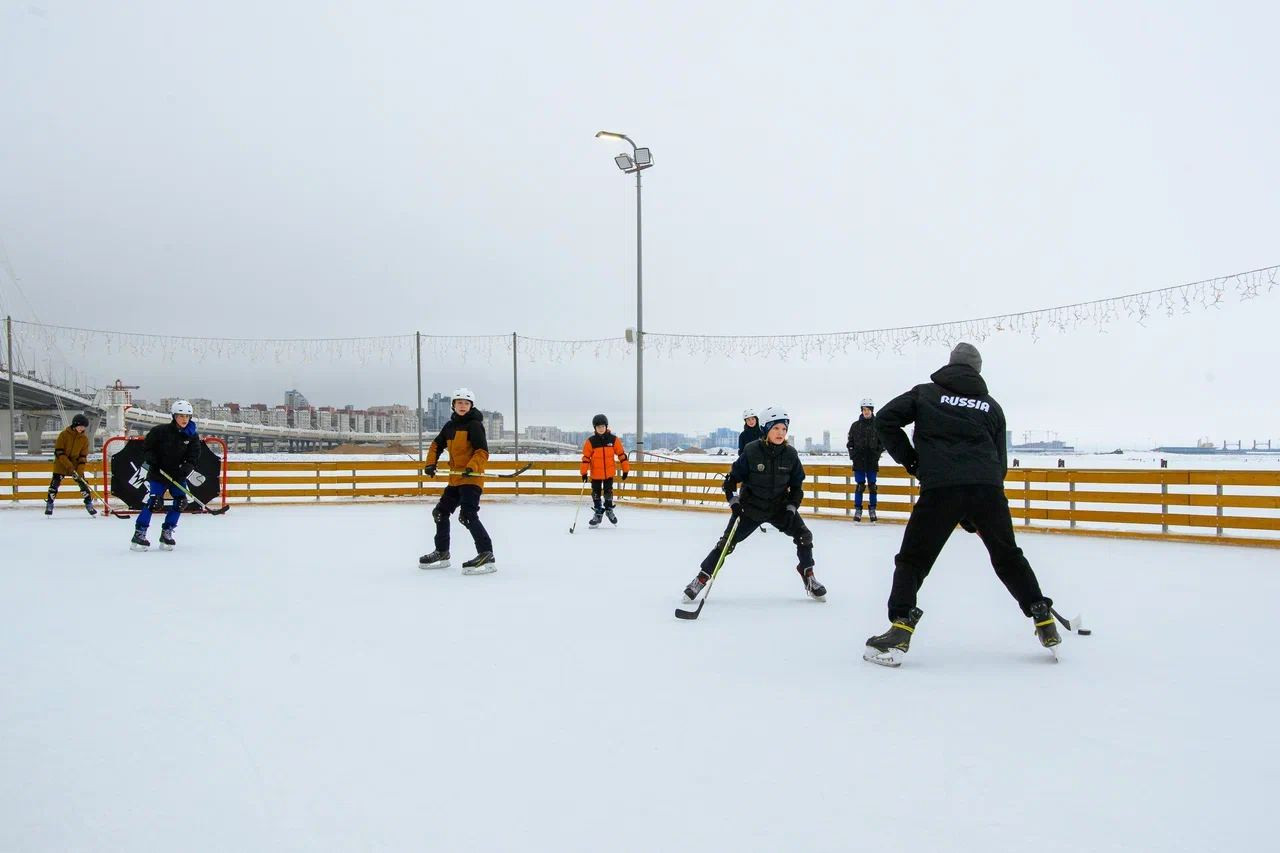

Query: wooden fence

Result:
[6,458,1279,548]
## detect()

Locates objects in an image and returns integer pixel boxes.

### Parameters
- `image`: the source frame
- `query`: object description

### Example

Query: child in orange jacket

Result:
[580,413,630,527]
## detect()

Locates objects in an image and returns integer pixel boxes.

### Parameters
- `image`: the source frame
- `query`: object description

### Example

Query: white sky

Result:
[1,1,1277,449]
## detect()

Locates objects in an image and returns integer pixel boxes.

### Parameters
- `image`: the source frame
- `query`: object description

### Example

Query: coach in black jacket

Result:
[870,343,1057,652]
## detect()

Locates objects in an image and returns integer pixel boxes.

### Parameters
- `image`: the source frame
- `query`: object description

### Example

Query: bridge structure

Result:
[2,371,576,457]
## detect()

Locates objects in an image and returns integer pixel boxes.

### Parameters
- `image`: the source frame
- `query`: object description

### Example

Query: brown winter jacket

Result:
[425,408,490,488]
[580,433,630,480]
[53,427,90,476]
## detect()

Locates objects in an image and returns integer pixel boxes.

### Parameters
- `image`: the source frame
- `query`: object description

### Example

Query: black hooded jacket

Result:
[724,438,805,521]
[738,424,765,454]
[142,418,202,483]
[875,363,1007,491]
[846,415,883,471]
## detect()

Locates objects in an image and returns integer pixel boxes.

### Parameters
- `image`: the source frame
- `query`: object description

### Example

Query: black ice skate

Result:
[159,527,176,551]
[418,549,450,570]
[863,607,924,667]
[130,530,151,551]
[683,571,711,603]
[588,509,604,527]
[853,508,863,523]
[45,499,54,516]
[1030,601,1061,653]
[461,552,497,575]
[605,508,618,525]
[868,508,877,523]
[797,565,826,600]
[84,498,98,517]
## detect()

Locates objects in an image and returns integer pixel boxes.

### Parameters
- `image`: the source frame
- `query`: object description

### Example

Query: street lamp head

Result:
[614,153,636,172]
[595,130,627,141]
[633,147,653,167]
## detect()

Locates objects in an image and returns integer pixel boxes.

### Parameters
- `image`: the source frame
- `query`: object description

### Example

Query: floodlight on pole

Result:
[593,129,653,464]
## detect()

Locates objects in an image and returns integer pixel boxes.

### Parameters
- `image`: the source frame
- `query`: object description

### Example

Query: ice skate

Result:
[853,508,862,523]
[868,508,877,523]
[159,526,176,551]
[45,499,54,516]
[1030,601,1061,657]
[682,571,711,603]
[461,552,497,575]
[605,508,617,525]
[129,530,151,552]
[588,509,604,528]
[418,549,450,570]
[797,565,826,600]
[863,607,923,667]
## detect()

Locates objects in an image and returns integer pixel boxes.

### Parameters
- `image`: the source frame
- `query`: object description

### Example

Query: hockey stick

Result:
[568,479,589,534]
[67,472,132,518]
[675,514,741,621]
[1051,607,1092,636]
[159,470,231,515]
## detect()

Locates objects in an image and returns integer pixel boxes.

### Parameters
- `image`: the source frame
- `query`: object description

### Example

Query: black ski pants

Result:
[591,477,615,510]
[47,473,91,503]
[888,484,1049,621]
[433,484,493,553]
[699,507,814,574]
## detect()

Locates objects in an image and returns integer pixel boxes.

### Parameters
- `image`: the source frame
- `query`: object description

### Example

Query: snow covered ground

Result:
[2,500,1274,852]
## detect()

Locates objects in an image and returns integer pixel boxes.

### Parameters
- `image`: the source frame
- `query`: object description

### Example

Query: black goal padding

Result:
[109,439,223,510]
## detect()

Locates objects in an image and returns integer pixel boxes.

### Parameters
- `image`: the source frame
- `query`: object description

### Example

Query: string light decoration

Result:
[645,264,1279,360]
[9,265,1275,370]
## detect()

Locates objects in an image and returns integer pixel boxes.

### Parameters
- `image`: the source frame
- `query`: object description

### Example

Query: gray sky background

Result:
[1,1,1277,449]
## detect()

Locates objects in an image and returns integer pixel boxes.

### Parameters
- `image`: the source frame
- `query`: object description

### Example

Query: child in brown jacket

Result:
[47,413,97,516]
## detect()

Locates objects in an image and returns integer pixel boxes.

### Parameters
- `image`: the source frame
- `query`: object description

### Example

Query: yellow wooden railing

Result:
[6,458,1279,548]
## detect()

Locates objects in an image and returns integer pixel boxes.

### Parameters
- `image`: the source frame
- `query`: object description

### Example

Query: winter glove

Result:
[959,517,978,534]
[727,494,742,515]
[620,471,628,480]
[423,464,437,477]
[903,457,919,477]
[187,470,207,488]
[463,468,475,477]
[582,474,590,483]
[177,464,194,481]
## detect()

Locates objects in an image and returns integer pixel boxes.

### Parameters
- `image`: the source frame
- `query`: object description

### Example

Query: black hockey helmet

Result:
[71,413,90,429]
[592,414,608,428]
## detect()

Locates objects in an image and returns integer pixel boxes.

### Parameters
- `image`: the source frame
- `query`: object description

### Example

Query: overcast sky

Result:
[1,1,1277,449]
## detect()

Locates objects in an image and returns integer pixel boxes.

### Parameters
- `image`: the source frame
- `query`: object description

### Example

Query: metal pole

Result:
[6,315,14,467]
[512,332,520,462]
[635,167,644,465]
[415,331,424,462]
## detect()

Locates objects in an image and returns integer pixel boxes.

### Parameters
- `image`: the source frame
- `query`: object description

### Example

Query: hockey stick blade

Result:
[1051,607,1091,636]
[674,599,706,620]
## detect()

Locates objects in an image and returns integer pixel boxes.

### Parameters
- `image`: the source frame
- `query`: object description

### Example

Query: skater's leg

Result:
[867,471,878,510]
[457,485,492,553]
[47,473,63,503]
[163,487,186,529]
[773,508,814,568]
[602,478,615,509]
[136,480,167,530]
[433,486,461,552]
[591,479,603,510]
[965,486,1050,615]
[887,487,965,620]
[853,469,866,510]
[698,515,760,573]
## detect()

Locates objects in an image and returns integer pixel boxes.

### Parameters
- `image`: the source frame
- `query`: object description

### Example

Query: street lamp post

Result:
[594,130,653,462]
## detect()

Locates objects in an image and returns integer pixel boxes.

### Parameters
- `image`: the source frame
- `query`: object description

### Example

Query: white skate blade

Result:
[418,561,450,570]
[160,543,175,551]
[462,563,497,575]
[1046,644,1060,662]
[129,543,149,552]
[863,646,904,667]
[807,591,826,602]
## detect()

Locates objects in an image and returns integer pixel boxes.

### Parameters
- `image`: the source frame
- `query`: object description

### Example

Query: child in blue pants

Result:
[130,400,202,551]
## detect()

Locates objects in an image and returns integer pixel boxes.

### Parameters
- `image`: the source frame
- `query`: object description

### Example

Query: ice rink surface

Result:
[2,501,1274,852]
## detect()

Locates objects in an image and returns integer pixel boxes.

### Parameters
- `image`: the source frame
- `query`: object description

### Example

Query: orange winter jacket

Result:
[425,408,490,488]
[53,427,90,476]
[581,432,630,480]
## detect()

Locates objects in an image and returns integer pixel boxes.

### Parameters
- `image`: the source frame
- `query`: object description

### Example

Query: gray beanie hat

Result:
[949,342,982,373]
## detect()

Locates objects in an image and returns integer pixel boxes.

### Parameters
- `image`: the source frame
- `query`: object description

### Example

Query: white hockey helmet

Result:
[860,397,874,409]
[742,408,758,421]
[760,405,789,431]
[451,388,475,405]
[170,399,194,416]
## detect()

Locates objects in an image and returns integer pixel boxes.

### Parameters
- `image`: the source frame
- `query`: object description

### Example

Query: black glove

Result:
[423,464,437,477]
[620,471,628,481]
[582,474,589,483]
[904,457,919,477]
[463,468,475,477]
[959,517,978,534]
[784,504,798,516]
[177,463,194,481]
[727,494,742,515]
